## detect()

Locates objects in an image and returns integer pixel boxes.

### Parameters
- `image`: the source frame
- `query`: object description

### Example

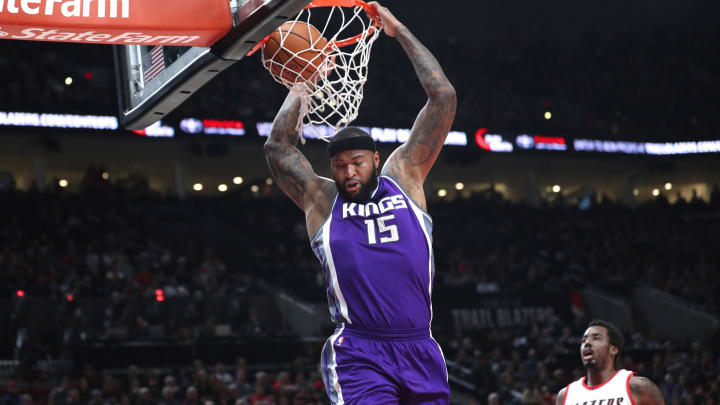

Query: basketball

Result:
[263,21,329,84]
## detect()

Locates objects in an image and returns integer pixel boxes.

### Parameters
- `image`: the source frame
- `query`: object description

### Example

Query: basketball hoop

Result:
[249,0,383,142]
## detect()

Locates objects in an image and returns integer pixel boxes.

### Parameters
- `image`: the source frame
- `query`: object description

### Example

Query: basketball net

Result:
[253,0,382,142]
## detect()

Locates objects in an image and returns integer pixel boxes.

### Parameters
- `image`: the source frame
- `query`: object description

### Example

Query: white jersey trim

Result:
[310,193,338,245]
[381,175,432,222]
[327,325,345,404]
[322,197,352,324]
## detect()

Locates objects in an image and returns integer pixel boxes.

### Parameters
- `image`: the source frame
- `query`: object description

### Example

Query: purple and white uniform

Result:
[311,175,449,404]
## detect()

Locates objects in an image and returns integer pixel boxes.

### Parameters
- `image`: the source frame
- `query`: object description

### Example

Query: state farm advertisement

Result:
[0,0,232,46]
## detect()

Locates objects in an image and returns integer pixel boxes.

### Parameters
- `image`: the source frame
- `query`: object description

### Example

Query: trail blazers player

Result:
[557,320,665,405]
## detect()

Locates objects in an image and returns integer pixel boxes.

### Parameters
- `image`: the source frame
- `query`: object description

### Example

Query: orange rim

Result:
[247,0,379,56]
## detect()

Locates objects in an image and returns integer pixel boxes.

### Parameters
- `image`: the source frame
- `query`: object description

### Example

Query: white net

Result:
[260,0,382,141]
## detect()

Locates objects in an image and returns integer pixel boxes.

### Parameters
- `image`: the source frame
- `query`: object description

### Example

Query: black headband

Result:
[328,136,376,157]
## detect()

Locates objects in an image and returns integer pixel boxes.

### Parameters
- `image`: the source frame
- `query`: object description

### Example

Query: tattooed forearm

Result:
[383,25,456,180]
[264,93,315,209]
[394,26,455,100]
[268,93,302,146]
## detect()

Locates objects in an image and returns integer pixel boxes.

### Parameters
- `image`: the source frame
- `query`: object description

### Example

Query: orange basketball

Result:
[263,21,329,84]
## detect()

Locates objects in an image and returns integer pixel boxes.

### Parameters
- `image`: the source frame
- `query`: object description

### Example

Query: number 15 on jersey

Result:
[364,214,399,244]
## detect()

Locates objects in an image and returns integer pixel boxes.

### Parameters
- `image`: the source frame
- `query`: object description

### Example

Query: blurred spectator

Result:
[0,382,20,405]
[249,382,274,405]
[184,386,201,405]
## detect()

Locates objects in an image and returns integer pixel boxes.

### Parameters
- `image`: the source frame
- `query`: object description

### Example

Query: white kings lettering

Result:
[342,195,407,219]
[0,0,129,18]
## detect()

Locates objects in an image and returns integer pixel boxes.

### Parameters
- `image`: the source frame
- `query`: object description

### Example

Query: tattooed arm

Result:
[264,93,335,237]
[370,2,457,210]
[629,376,665,405]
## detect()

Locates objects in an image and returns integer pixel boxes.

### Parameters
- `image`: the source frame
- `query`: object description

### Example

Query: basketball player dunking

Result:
[263,2,456,404]
[557,320,665,405]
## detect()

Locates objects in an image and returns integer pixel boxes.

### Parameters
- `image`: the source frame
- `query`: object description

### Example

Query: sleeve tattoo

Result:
[264,94,321,210]
[383,26,456,183]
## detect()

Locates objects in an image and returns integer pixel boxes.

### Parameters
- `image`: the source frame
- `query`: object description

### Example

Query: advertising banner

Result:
[0,0,232,46]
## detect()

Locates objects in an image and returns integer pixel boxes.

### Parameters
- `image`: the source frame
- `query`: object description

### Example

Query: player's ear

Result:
[610,346,618,356]
[373,151,380,168]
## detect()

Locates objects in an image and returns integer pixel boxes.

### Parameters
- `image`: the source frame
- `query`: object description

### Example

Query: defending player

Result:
[556,320,665,405]
[263,2,456,404]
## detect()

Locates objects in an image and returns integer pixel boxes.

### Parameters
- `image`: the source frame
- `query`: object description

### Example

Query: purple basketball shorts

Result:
[320,324,450,405]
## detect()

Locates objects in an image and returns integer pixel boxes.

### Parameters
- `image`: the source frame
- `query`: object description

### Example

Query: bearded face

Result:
[330,149,380,203]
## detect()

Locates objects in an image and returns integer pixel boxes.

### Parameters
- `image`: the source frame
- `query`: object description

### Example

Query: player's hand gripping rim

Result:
[366,2,405,37]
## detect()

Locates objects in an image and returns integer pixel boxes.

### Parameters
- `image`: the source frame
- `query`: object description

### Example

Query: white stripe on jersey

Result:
[322,207,352,324]
[327,325,346,404]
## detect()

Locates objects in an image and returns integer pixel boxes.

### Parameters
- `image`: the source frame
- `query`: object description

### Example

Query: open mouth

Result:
[582,348,594,361]
[345,180,361,193]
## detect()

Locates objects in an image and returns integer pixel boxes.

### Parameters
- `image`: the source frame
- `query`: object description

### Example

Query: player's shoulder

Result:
[628,374,657,392]
[628,374,653,387]
[304,178,338,238]
[628,375,665,405]
[555,386,568,405]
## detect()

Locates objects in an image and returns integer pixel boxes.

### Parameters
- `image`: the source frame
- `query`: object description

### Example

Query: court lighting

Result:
[544,111,552,120]
[438,189,447,197]
[193,183,203,191]
[102,172,109,180]
[664,182,672,190]
[266,178,274,185]
[633,189,640,196]
[455,182,464,190]
[652,188,660,197]
[251,185,259,193]
[218,184,228,192]
[58,179,68,188]
[65,77,73,86]
[552,185,561,193]
[233,176,243,185]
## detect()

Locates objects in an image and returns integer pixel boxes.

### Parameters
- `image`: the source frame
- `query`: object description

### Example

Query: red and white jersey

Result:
[564,369,637,405]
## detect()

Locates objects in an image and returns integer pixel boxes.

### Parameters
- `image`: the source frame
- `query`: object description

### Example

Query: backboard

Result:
[114,0,311,130]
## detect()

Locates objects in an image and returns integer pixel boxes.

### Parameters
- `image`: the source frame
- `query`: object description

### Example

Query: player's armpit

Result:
[629,376,665,405]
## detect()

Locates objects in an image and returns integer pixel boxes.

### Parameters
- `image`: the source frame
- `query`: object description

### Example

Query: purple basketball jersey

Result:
[311,175,435,329]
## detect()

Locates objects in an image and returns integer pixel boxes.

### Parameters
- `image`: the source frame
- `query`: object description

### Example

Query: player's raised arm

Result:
[264,93,334,232]
[371,3,457,200]
[629,376,666,405]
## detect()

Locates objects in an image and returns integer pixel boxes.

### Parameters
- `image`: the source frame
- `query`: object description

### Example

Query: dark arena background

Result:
[1,0,720,404]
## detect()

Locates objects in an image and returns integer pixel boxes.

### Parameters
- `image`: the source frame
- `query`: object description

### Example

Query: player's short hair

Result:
[328,127,375,158]
[588,319,623,367]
